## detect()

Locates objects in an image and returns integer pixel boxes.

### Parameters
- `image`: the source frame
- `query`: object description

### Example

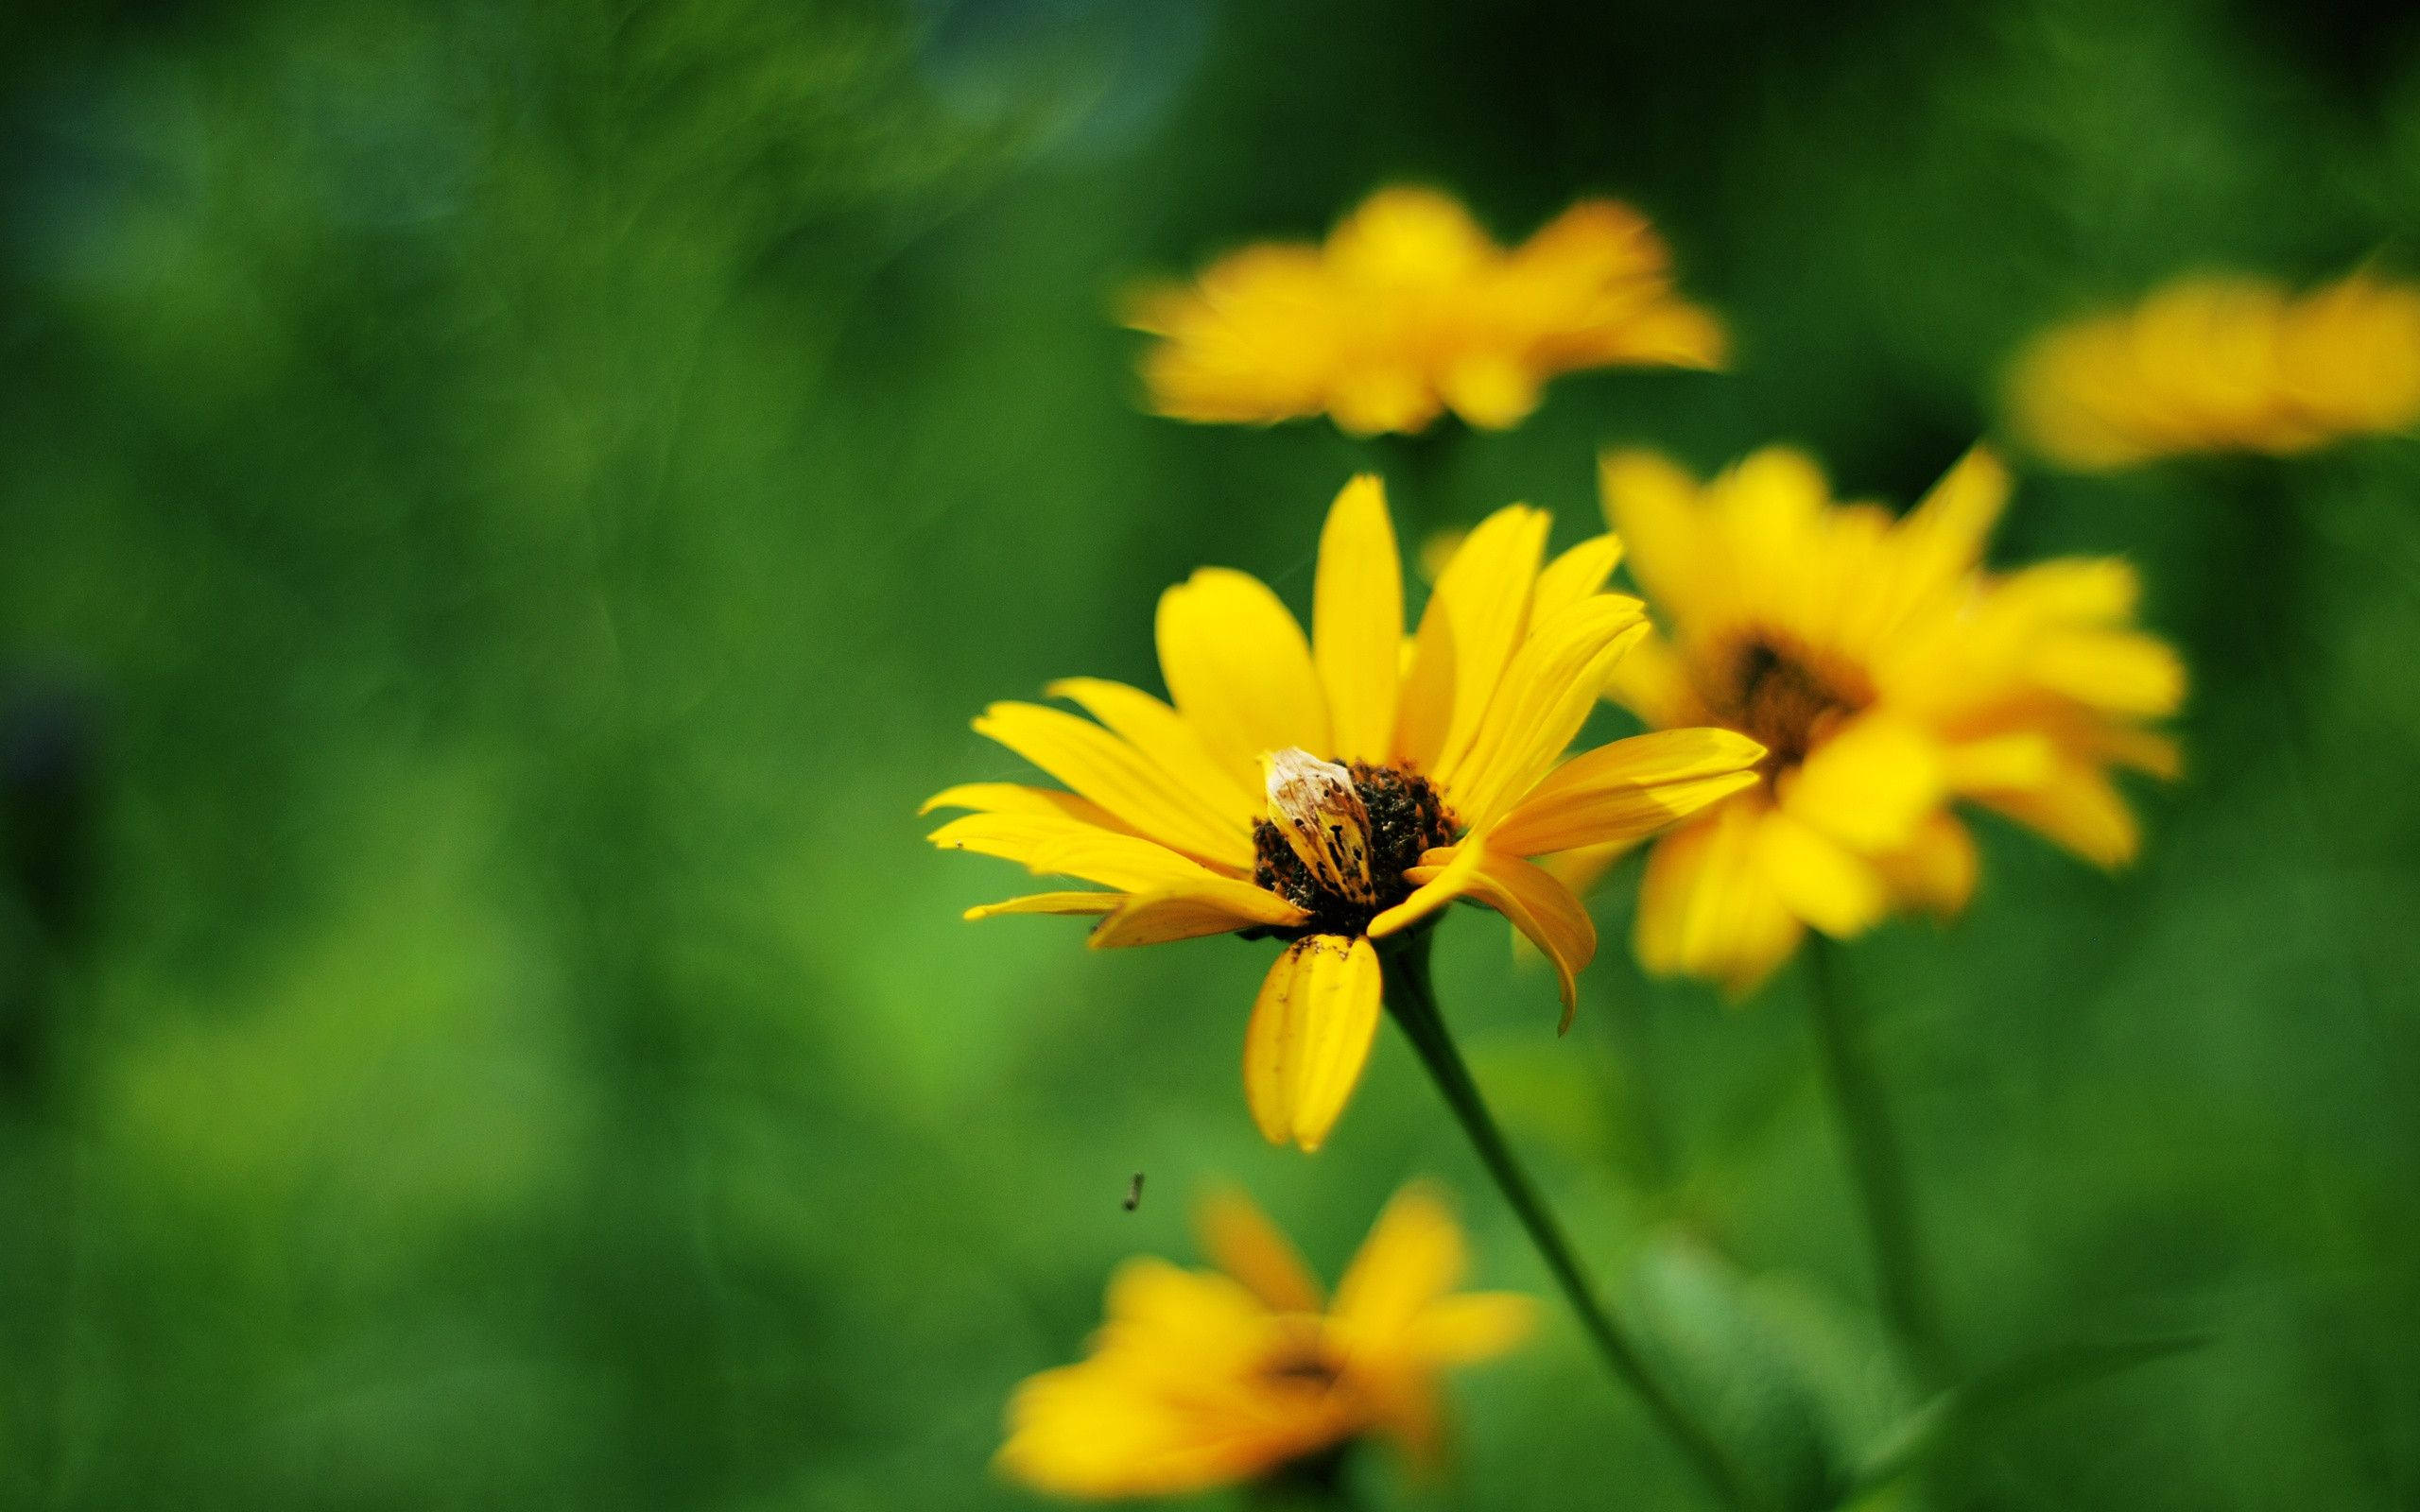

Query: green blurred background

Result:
[2,0,2417,1506]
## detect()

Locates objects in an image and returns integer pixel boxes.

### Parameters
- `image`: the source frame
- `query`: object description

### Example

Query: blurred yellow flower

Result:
[997,1182,1531,1499]
[927,475,1762,1148]
[2006,270,2420,468]
[1125,186,1726,436]
[1577,446,2185,994]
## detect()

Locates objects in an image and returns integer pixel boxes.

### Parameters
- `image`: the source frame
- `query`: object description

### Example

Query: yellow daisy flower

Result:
[1124,186,1726,437]
[997,1181,1532,1499]
[2006,269,2420,468]
[926,476,1764,1149]
[1582,445,2186,994]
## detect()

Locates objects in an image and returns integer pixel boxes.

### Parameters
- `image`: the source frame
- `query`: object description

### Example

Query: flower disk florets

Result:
[1720,636,1871,775]
[1253,757,1455,939]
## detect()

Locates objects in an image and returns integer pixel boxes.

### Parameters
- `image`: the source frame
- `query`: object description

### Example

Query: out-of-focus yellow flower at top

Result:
[2006,270,2420,469]
[997,1181,1532,1500]
[925,475,1763,1149]
[1564,445,2185,995]
[1125,186,1727,437]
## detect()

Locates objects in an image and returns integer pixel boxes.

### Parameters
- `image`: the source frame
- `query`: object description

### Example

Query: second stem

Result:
[1803,937,1947,1386]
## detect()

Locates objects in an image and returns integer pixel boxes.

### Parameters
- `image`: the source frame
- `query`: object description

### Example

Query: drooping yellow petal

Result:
[1311,475,1405,763]
[1242,936,1384,1153]
[1407,844,1599,1026]
[2028,630,2187,717]
[1198,1188,1326,1314]
[1089,885,1309,948]
[964,891,1122,921]
[1157,567,1331,783]
[1046,677,1259,827]
[1440,594,1650,830]
[1491,727,1768,857]
[974,701,1256,868]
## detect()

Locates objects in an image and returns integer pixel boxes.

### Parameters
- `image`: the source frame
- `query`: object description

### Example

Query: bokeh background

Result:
[3,0,2418,1507]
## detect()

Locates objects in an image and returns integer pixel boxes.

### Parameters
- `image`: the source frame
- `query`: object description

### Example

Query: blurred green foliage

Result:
[1,0,2417,1507]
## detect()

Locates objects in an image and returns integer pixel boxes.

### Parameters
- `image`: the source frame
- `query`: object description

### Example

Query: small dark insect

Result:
[1122,1172,1145,1211]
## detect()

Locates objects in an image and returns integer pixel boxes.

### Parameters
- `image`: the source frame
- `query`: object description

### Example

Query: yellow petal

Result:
[1599,627,1702,730]
[1415,845,1598,1027]
[1412,1291,1536,1363]
[1895,445,2008,595]
[1242,936,1384,1153]
[1333,1182,1465,1337]
[1598,449,1704,615]
[1530,533,1625,624]
[1197,1188,1326,1314]
[1312,475,1406,763]
[919,782,1133,833]
[1491,727,1768,857]
[2030,630,2187,717]
[974,701,1255,868]
[1367,839,1485,938]
[927,811,1223,893]
[1158,567,1332,783]
[1402,504,1551,776]
[964,891,1121,921]
[1441,594,1650,830]
[1634,800,1805,995]
[1871,813,1978,917]
[1979,763,2141,868]
[1046,678,1259,826]
[1089,885,1309,948]
[1754,809,1890,938]
[1778,713,1944,854]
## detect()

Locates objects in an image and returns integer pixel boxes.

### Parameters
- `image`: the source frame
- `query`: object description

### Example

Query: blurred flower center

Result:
[1254,749,1454,936]
[1719,638,1870,774]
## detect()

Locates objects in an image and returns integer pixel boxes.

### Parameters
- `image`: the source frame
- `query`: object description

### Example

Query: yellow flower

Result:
[1125,186,1726,437]
[997,1181,1532,1499]
[926,476,1763,1148]
[1582,445,2186,994]
[2006,270,2420,468]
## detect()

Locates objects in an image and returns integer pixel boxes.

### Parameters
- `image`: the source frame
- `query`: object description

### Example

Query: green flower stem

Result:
[1375,934,1761,1512]
[1804,937,1948,1386]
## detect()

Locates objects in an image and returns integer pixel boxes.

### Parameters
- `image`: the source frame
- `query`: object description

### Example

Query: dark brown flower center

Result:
[1719,636,1871,774]
[1252,756,1455,939]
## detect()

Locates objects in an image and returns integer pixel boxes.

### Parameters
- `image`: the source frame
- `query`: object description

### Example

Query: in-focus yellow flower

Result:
[998,1181,1531,1499]
[2006,270,2420,469]
[1576,445,2185,994]
[926,476,1763,1148]
[1125,186,1726,437]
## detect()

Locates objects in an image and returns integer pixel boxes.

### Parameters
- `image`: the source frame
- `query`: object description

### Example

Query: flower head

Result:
[927,476,1763,1147]
[1586,445,2186,994]
[1125,187,1726,437]
[997,1181,1531,1499]
[2006,270,2420,469]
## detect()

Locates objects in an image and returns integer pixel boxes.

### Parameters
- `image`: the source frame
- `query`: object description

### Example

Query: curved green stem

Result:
[1375,934,1762,1512]
[1804,938,1948,1386]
